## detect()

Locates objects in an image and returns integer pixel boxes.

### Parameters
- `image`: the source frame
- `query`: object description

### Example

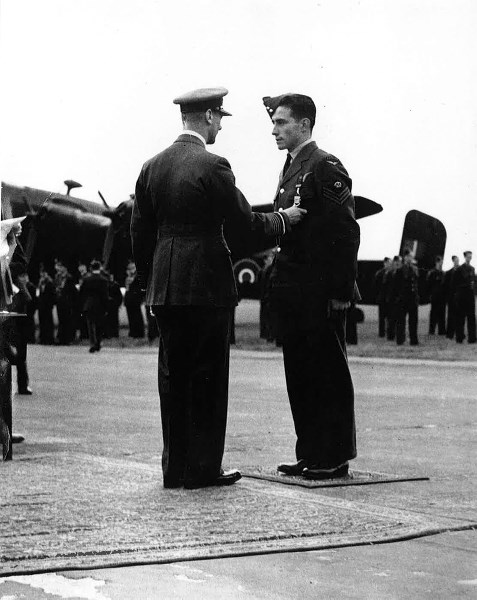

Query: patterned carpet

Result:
[0,453,464,575]
[242,467,429,488]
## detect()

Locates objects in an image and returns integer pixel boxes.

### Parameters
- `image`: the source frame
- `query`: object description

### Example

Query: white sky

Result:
[1,0,476,264]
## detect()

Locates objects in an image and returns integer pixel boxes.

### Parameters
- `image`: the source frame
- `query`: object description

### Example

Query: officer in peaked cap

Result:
[131,87,305,490]
[261,92,360,481]
[173,86,232,117]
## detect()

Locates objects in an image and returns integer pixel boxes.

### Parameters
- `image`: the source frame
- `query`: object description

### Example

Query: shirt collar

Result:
[182,129,207,147]
[290,137,314,161]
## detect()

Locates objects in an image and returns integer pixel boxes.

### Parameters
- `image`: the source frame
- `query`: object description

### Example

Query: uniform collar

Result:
[280,140,318,186]
[181,129,207,146]
[289,137,314,161]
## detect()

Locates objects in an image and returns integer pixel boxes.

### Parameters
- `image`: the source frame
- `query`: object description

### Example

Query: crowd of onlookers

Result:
[4,258,159,398]
[374,250,476,346]
[7,250,476,358]
[258,249,476,348]
[11,259,158,350]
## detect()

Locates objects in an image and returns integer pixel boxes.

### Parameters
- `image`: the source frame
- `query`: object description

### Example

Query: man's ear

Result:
[205,109,213,124]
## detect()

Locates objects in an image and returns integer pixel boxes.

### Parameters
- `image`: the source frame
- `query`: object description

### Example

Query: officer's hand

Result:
[281,205,307,225]
[330,299,350,311]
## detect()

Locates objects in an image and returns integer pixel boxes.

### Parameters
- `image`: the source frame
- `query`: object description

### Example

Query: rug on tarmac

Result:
[0,452,464,576]
[242,467,430,488]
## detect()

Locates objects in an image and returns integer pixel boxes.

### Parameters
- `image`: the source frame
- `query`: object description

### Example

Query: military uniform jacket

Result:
[426,268,445,302]
[453,264,475,298]
[271,142,360,302]
[374,267,388,303]
[80,273,109,317]
[131,134,280,307]
[390,264,420,304]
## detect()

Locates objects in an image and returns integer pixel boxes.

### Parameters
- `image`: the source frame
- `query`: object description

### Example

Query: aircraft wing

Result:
[354,196,383,220]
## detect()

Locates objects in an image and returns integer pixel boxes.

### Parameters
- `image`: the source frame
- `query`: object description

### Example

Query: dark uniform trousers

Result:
[374,267,388,338]
[395,300,419,345]
[154,306,231,486]
[280,300,356,467]
[444,267,458,339]
[427,269,446,335]
[429,298,446,335]
[455,291,476,343]
[454,264,476,343]
[378,302,387,338]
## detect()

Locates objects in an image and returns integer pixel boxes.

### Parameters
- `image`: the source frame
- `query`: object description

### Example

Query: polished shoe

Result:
[277,459,309,476]
[12,433,25,444]
[184,469,242,489]
[302,462,349,480]
[163,479,184,489]
[18,387,33,395]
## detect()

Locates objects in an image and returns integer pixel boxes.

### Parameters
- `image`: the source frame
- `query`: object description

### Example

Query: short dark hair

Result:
[384,257,390,262]
[464,250,472,257]
[451,255,458,260]
[277,94,316,130]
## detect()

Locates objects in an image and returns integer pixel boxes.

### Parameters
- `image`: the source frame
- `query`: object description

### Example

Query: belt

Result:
[158,224,223,237]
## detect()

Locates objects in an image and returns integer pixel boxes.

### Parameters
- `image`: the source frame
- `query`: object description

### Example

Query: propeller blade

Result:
[102,223,115,267]
[24,226,38,263]
[98,191,111,210]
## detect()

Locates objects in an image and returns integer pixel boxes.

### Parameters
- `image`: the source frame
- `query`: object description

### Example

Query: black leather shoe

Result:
[184,469,242,489]
[18,387,33,395]
[277,460,309,476]
[302,462,349,480]
[163,479,184,489]
[12,433,25,444]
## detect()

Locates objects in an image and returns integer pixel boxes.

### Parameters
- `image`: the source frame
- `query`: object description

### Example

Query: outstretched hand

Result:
[281,205,307,225]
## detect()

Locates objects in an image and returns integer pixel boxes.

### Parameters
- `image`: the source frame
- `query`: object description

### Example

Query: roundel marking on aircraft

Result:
[233,258,261,285]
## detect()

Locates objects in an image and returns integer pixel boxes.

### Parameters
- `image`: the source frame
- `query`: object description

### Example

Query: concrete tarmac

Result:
[1,333,476,598]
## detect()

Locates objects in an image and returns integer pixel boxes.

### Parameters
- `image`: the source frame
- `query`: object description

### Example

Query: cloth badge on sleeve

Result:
[323,180,352,205]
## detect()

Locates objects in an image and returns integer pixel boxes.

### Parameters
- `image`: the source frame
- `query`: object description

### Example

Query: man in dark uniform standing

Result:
[375,257,391,338]
[444,254,460,339]
[426,255,446,335]
[385,255,402,341]
[80,260,109,353]
[10,263,34,394]
[454,250,476,344]
[391,249,419,345]
[131,87,304,489]
[261,93,360,480]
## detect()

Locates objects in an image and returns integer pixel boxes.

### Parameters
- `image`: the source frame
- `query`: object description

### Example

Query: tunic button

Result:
[280,188,285,194]
[277,247,281,252]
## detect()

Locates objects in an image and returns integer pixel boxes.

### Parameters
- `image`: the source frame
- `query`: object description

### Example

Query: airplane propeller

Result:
[22,193,53,263]
[99,192,124,268]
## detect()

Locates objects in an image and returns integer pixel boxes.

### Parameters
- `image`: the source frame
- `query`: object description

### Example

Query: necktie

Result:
[282,153,292,177]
